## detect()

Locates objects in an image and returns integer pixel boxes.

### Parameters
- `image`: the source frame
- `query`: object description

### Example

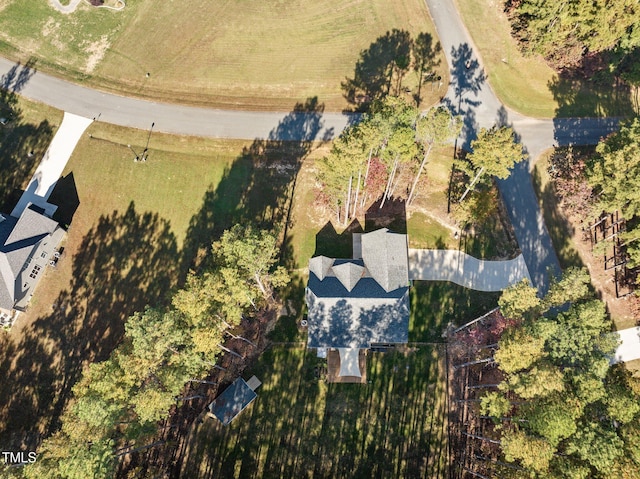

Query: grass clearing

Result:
[0,0,446,110]
[410,281,499,342]
[180,345,449,479]
[455,0,636,118]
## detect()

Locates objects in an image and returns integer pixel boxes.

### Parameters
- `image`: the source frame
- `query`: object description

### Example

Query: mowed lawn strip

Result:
[180,345,449,479]
[0,0,446,111]
[455,0,635,118]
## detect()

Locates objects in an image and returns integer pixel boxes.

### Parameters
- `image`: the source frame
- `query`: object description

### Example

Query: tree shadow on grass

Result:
[409,281,499,342]
[181,97,328,275]
[0,202,179,450]
[0,61,54,214]
[342,29,413,112]
[180,346,447,478]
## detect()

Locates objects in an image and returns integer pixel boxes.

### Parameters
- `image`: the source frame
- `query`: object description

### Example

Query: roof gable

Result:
[308,255,333,280]
[360,228,409,292]
[332,261,364,292]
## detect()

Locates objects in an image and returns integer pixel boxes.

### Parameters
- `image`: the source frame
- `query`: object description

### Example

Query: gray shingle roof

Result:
[306,287,410,348]
[360,228,409,293]
[208,378,257,426]
[305,228,411,349]
[0,205,63,311]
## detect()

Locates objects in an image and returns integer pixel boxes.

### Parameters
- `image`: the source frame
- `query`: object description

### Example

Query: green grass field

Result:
[456,0,637,118]
[180,345,449,479]
[0,0,446,110]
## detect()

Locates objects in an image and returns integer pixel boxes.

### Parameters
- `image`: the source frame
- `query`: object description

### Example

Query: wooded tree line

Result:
[550,118,640,270]
[18,225,288,479]
[507,0,640,79]
[479,268,640,478]
[317,95,525,227]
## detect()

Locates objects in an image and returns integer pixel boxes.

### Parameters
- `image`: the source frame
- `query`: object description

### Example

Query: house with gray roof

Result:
[305,228,410,379]
[0,204,65,326]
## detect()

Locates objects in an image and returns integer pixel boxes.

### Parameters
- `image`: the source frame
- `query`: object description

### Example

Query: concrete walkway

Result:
[408,249,531,292]
[11,112,92,218]
[612,327,640,364]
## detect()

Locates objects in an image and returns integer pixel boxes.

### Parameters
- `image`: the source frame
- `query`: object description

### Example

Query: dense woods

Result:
[507,0,640,75]
[451,268,640,478]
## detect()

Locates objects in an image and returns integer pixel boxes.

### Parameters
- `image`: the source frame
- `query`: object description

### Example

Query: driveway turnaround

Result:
[408,249,531,292]
[11,112,92,218]
[612,327,640,363]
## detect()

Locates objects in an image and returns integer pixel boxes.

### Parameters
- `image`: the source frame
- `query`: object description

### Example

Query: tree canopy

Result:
[468,126,524,180]
[27,224,289,478]
[590,118,640,266]
[484,268,640,477]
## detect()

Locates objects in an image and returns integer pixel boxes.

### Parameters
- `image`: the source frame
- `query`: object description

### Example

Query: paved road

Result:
[408,249,531,291]
[0,0,623,294]
[424,0,620,293]
[0,57,355,141]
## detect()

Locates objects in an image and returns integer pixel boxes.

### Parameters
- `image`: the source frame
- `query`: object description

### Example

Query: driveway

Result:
[408,249,531,291]
[11,112,92,217]
[424,0,619,294]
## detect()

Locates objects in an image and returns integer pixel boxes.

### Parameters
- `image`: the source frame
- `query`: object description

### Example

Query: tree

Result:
[522,394,581,446]
[213,224,290,303]
[565,422,624,474]
[510,0,640,70]
[590,118,640,266]
[467,126,524,180]
[494,326,546,374]
[502,428,555,473]
[479,391,511,421]
[505,361,565,399]
[498,279,541,320]
[543,266,591,310]
[408,107,461,204]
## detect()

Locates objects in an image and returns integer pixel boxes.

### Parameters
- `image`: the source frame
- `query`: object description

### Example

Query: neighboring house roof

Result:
[306,228,410,349]
[208,378,258,426]
[0,205,64,312]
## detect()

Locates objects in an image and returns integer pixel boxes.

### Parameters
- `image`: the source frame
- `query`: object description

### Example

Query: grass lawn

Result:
[0,107,318,449]
[0,0,446,111]
[0,95,63,213]
[410,281,499,342]
[455,0,636,118]
[180,345,448,479]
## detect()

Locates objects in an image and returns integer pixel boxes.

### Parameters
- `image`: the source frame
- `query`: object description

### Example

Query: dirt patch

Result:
[84,35,110,73]
[567,214,639,329]
[41,17,59,37]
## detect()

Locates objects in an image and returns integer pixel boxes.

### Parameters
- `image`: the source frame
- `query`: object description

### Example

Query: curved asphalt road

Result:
[0,57,355,141]
[0,1,623,293]
[425,0,620,293]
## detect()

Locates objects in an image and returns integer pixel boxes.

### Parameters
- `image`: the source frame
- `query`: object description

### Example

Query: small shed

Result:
[208,377,258,426]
